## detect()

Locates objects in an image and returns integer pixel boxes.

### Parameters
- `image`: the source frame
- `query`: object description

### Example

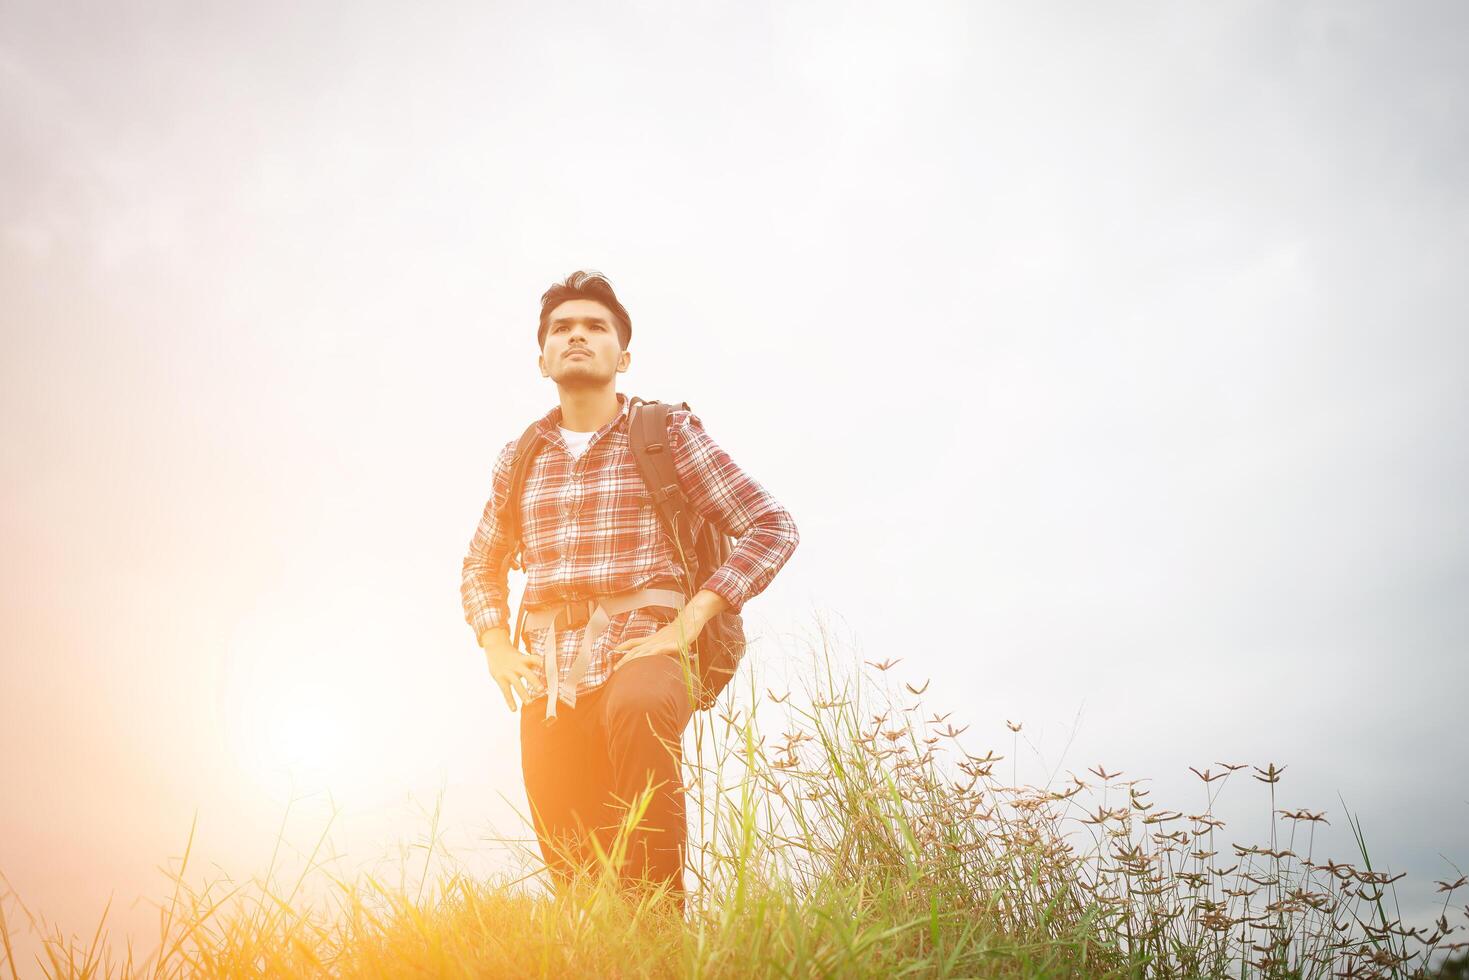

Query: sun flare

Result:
[218,611,371,792]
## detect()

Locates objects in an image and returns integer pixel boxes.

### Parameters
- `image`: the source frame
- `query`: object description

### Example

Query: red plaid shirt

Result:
[461,392,800,703]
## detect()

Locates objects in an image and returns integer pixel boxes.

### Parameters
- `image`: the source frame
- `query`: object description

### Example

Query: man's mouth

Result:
[566,349,590,358]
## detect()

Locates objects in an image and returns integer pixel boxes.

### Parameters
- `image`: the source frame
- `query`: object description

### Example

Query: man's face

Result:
[538,298,630,387]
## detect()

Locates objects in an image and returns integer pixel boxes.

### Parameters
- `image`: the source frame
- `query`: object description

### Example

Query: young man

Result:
[460,270,800,908]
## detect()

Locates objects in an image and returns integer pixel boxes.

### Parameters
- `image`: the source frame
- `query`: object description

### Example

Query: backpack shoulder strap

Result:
[500,420,547,573]
[627,398,698,590]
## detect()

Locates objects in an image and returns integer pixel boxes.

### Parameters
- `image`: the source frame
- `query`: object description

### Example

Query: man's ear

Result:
[617,350,630,374]
[538,353,548,377]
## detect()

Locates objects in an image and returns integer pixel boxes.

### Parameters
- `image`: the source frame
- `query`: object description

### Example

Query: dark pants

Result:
[519,652,696,902]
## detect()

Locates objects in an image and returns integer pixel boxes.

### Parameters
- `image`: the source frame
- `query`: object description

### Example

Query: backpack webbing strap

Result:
[523,586,689,723]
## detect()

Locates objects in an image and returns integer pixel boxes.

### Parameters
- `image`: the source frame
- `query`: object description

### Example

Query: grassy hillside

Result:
[3,639,1465,978]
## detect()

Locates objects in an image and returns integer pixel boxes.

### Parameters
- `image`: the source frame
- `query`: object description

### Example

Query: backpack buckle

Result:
[555,600,593,630]
[652,483,680,504]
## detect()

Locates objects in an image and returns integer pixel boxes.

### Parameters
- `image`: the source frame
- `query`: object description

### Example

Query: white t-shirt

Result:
[559,425,594,459]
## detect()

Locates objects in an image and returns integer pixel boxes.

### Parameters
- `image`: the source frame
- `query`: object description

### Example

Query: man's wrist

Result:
[478,625,510,649]
[684,589,730,628]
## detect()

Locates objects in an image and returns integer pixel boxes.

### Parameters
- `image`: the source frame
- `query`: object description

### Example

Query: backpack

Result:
[496,396,747,710]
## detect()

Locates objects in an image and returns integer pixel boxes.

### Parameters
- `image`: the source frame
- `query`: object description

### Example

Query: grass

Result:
[3,620,1466,978]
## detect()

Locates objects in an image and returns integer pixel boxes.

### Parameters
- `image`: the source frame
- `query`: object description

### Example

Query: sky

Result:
[3,0,1467,961]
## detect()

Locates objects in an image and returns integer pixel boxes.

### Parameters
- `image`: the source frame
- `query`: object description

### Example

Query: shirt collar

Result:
[535,391,630,446]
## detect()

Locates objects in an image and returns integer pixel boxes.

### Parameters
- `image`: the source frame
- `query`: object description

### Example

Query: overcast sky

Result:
[3,0,1466,957]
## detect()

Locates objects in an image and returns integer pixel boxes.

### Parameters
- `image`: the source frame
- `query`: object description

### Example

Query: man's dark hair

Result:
[537,270,632,350]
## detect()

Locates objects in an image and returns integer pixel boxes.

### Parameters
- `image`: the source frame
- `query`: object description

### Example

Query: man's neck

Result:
[557,386,620,433]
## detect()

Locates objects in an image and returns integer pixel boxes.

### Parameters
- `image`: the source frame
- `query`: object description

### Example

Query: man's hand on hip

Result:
[479,628,544,712]
[610,589,727,667]
[610,615,706,667]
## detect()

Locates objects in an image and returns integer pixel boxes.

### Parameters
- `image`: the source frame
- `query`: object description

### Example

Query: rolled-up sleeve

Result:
[667,409,800,615]
[461,439,519,643]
